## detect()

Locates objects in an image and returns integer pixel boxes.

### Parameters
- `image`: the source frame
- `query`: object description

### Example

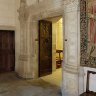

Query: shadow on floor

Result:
[0,72,62,96]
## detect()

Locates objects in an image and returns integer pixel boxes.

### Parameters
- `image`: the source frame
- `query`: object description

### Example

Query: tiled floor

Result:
[0,70,62,96]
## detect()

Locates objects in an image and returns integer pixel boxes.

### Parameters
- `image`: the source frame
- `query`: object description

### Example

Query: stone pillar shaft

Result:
[62,0,80,96]
[17,0,30,78]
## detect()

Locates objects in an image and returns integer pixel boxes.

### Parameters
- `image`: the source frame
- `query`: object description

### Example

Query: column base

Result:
[62,70,79,96]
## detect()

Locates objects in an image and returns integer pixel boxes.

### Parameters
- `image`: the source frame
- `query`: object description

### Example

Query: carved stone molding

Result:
[64,64,79,74]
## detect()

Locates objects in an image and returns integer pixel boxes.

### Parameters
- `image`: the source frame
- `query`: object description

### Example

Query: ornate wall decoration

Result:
[80,0,96,67]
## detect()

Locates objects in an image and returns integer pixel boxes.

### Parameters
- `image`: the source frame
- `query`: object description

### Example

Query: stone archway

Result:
[17,0,84,96]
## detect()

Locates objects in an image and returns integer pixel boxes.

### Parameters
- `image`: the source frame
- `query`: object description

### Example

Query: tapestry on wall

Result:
[80,0,96,68]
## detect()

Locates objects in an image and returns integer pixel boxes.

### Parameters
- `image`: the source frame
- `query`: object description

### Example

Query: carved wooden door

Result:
[39,20,52,77]
[0,30,15,73]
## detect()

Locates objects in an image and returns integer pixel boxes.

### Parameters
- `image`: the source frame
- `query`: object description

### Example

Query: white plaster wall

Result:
[56,18,63,50]
[52,21,56,71]
[0,0,16,26]
[84,67,96,92]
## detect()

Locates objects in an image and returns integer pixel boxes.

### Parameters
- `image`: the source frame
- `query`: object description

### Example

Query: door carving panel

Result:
[39,20,52,77]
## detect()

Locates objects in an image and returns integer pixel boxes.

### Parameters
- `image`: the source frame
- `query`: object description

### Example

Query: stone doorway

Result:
[38,16,63,88]
[18,0,81,95]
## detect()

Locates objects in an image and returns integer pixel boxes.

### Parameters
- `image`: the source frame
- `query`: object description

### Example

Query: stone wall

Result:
[0,0,21,75]
[0,0,16,27]
[17,0,82,96]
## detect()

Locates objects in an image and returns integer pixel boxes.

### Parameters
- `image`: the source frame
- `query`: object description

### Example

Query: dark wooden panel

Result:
[39,20,52,77]
[0,30,15,73]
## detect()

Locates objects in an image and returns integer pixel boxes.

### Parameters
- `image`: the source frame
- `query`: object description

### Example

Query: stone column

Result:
[29,19,39,78]
[17,0,30,78]
[62,0,80,96]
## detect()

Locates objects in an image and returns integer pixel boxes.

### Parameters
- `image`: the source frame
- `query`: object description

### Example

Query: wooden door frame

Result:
[29,13,63,78]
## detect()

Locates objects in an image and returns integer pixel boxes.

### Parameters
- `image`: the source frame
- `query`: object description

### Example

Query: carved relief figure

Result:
[19,0,27,22]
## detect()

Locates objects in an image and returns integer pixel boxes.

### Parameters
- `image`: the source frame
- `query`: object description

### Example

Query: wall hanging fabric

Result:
[80,0,96,68]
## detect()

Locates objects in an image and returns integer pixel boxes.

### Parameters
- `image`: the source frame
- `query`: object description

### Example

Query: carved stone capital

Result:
[18,0,28,22]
